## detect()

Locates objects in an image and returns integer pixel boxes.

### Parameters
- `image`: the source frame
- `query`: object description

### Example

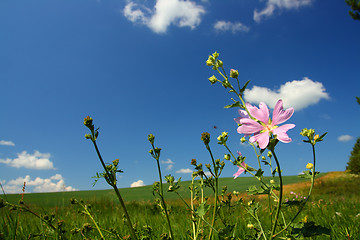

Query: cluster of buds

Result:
[206,51,222,70]
[300,128,327,146]
[84,116,99,141]
[201,132,211,145]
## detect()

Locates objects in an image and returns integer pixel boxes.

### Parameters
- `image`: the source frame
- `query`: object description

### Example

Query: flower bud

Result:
[306,163,314,169]
[267,151,272,158]
[201,132,210,145]
[230,69,239,78]
[208,75,218,84]
[261,156,266,160]
[212,52,219,59]
[191,159,197,166]
[270,179,275,184]
[206,59,213,66]
[217,59,223,67]
[224,154,231,160]
[84,116,93,128]
[85,134,92,140]
[240,137,246,143]
[314,134,319,141]
[148,134,155,144]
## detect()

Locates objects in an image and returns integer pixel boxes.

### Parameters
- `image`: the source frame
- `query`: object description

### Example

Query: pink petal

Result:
[233,162,246,179]
[272,124,295,143]
[246,102,269,124]
[249,132,270,149]
[237,118,264,135]
[272,100,294,126]
[234,109,249,124]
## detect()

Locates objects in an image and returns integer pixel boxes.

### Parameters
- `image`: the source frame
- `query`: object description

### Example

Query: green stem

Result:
[5,202,56,231]
[92,140,138,240]
[174,192,218,233]
[155,157,174,240]
[272,144,317,238]
[269,150,283,240]
[204,144,218,240]
[80,202,105,239]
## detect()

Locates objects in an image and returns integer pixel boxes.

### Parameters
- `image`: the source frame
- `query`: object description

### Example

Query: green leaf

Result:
[291,221,330,237]
[196,202,210,217]
[224,101,241,109]
[240,80,251,93]
[255,169,264,178]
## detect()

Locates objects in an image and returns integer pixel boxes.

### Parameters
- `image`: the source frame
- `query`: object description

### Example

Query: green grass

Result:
[3,174,324,207]
[1,172,359,239]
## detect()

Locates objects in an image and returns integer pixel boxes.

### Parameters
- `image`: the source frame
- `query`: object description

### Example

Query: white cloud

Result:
[244,77,329,110]
[130,180,145,188]
[338,135,354,142]
[123,0,206,34]
[176,168,193,174]
[214,21,249,33]
[2,174,77,194]
[161,158,174,170]
[161,158,174,164]
[254,0,313,22]
[0,150,55,170]
[0,140,15,146]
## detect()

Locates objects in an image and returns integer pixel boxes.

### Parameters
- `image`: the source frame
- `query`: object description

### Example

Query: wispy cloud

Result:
[338,135,354,142]
[2,174,77,194]
[161,158,174,170]
[254,0,313,22]
[176,168,193,174]
[130,179,145,187]
[214,21,249,34]
[123,0,206,34]
[0,140,15,146]
[244,77,330,110]
[0,150,56,170]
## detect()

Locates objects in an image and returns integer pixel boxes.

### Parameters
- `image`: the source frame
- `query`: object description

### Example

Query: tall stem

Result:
[269,150,283,240]
[156,158,174,239]
[92,141,138,240]
[272,144,317,238]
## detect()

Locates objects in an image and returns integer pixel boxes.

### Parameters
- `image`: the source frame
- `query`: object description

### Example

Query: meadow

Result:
[1,171,359,239]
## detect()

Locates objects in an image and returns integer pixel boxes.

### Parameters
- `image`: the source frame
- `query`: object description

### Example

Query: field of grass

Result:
[3,174,324,207]
[1,172,359,239]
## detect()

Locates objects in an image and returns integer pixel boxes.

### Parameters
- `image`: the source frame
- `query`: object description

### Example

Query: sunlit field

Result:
[1,172,359,239]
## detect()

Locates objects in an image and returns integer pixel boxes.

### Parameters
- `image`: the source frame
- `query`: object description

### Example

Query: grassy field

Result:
[3,174,324,207]
[1,172,359,239]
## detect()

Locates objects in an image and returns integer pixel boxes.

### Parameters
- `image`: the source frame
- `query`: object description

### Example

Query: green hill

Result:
[3,174,325,207]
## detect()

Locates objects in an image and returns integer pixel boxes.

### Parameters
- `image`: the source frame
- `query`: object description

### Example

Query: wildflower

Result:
[236,100,295,149]
[247,224,254,229]
[306,163,314,169]
[233,161,247,179]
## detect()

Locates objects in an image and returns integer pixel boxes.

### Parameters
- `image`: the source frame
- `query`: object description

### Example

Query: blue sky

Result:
[0,0,359,193]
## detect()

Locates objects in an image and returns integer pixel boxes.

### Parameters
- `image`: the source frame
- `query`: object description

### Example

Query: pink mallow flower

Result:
[233,162,247,179]
[236,100,295,149]
[233,151,246,179]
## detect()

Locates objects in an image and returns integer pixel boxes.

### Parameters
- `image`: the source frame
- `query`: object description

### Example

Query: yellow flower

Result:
[306,163,314,169]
